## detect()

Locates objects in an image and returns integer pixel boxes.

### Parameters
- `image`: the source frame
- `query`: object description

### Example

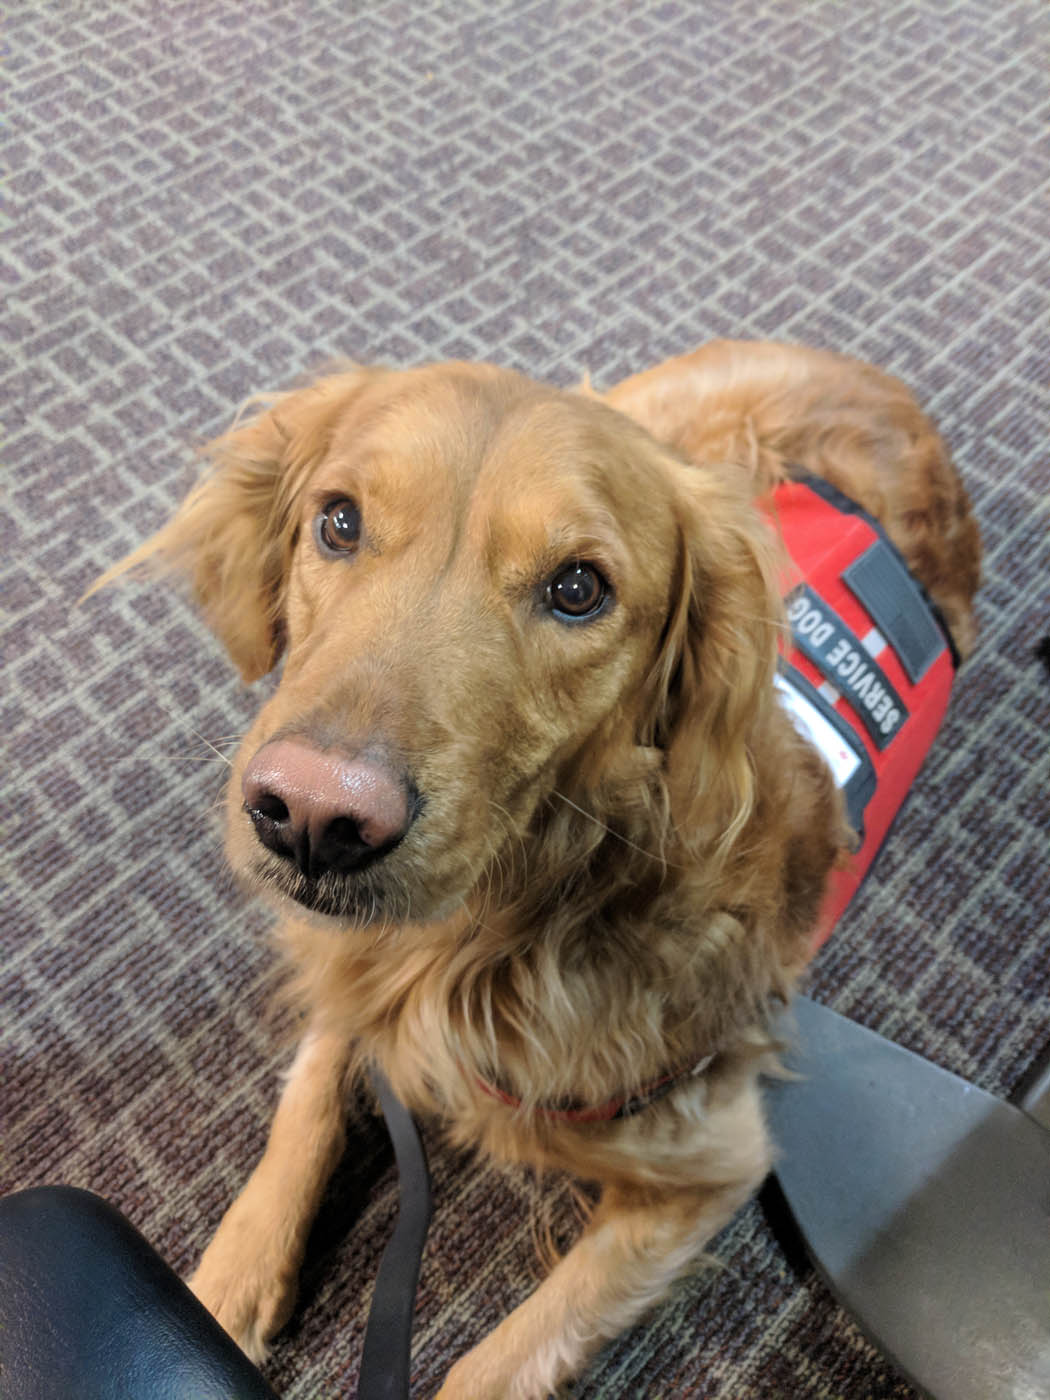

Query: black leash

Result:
[356,1068,433,1400]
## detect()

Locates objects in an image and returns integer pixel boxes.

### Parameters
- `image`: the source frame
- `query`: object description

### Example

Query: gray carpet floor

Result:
[5,3,1049,1396]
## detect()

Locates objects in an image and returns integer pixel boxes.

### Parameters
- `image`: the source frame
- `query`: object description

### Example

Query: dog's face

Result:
[133,363,780,926]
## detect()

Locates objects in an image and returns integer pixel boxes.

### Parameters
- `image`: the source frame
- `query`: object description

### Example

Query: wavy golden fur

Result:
[101,341,979,1397]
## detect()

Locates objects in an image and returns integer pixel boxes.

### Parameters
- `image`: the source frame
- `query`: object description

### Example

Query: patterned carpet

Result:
[4,2,1049,1397]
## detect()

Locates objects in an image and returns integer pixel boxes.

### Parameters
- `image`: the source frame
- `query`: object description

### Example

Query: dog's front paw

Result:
[189,1215,300,1365]
[435,1344,560,1400]
[434,1354,498,1400]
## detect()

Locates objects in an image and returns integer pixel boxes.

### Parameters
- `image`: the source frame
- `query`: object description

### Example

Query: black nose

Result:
[241,740,414,881]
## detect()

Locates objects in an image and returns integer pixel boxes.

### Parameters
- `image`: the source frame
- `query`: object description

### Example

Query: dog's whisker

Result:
[141,688,248,764]
[166,753,234,764]
[548,789,679,871]
[489,799,522,847]
[486,800,525,904]
[185,731,238,767]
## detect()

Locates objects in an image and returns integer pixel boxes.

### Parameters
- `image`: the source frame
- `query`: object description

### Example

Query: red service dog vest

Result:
[771,477,959,952]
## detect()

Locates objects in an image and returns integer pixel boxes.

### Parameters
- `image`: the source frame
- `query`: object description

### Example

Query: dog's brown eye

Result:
[317,498,362,555]
[546,562,608,621]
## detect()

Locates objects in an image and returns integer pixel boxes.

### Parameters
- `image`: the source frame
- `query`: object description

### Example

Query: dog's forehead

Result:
[336,364,528,462]
[323,364,531,506]
[470,391,682,562]
[324,365,680,576]
[337,365,670,489]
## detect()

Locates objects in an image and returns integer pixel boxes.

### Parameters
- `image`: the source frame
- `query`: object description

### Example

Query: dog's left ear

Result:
[645,460,785,860]
[92,368,379,682]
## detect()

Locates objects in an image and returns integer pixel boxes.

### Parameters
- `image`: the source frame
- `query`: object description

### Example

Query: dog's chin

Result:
[240,854,465,930]
[240,857,407,927]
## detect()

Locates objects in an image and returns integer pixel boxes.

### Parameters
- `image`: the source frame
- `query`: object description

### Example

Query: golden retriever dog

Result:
[105,341,979,1397]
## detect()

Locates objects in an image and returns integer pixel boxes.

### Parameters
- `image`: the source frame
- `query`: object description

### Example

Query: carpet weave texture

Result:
[4,3,1049,1398]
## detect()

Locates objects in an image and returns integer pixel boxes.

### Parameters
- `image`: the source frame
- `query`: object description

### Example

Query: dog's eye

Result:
[316,498,362,555]
[545,562,608,621]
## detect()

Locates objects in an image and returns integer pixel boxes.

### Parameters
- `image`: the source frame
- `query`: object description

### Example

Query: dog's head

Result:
[112,363,783,926]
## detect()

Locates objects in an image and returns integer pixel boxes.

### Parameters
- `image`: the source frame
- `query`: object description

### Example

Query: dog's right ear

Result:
[90,368,379,682]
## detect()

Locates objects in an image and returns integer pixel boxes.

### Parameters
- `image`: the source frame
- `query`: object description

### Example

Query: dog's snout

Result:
[241,739,414,880]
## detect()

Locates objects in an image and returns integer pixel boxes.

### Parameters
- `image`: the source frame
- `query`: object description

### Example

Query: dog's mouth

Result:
[251,854,412,925]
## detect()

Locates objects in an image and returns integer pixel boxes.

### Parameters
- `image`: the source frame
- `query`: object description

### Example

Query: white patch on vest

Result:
[774,674,861,788]
[862,626,886,658]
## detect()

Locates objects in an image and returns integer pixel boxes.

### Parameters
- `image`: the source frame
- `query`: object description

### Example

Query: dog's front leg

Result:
[435,1169,761,1400]
[190,1021,353,1363]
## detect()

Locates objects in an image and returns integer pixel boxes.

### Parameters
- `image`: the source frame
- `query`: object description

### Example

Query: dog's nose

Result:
[241,739,414,879]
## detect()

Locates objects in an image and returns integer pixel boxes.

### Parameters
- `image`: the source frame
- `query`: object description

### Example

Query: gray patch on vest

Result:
[844,541,945,682]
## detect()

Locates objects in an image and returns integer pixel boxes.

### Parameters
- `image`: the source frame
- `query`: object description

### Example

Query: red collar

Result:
[478,1053,714,1124]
